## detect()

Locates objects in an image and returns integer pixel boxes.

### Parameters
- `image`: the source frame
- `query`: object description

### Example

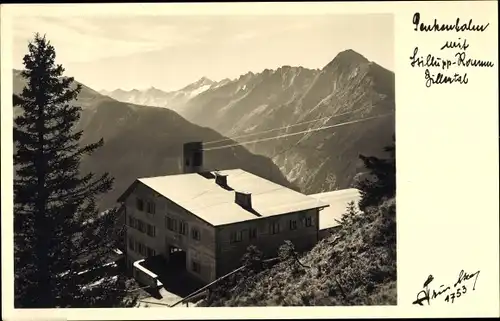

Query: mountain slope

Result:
[77,101,296,210]
[13,71,295,210]
[179,50,395,195]
[13,69,112,113]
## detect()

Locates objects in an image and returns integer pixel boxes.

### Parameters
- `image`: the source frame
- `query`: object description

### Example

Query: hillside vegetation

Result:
[202,138,396,306]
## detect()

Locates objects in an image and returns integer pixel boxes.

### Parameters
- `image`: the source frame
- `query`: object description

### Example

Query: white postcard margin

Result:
[1,1,498,319]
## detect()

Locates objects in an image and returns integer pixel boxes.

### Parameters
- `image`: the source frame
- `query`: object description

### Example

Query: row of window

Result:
[133,196,312,244]
[229,217,313,243]
[166,216,201,241]
[274,217,313,232]
[230,228,257,243]
[129,212,202,242]
[136,198,156,215]
[128,216,156,237]
[128,237,156,257]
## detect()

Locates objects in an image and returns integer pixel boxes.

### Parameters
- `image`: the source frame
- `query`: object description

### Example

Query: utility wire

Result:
[259,120,332,181]
[202,113,393,152]
[203,112,380,182]
[269,124,332,161]
[203,107,366,146]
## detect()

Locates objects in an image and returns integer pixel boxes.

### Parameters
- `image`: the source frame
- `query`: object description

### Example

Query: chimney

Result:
[235,191,252,210]
[183,142,203,174]
[215,173,228,188]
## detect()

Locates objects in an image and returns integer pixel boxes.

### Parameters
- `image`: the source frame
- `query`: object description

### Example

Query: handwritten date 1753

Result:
[444,285,467,303]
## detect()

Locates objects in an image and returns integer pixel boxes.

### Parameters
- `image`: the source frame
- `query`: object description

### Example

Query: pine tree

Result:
[241,245,264,272]
[14,33,133,308]
[355,134,396,211]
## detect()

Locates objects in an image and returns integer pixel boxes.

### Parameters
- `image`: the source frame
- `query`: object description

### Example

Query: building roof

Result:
[309,188,362,230]
[119,169,329,226]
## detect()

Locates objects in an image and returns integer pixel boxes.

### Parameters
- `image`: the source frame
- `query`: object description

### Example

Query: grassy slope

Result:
[204,197,396,306]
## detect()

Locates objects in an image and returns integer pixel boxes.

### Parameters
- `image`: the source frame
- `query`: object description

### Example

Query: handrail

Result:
[169,265,247,307]
[169,256,280,308]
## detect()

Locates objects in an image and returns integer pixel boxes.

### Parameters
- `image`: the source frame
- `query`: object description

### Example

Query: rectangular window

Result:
[128,237,135,251]
[128,216,137,229]
[191,227,200,241]
[230,230,244,243]
[137,220,145,233]
[271,222,280,235]
[179,221,188,235]
[289,220,297,230]
[147,224,156,237]
[193,151,202,167]
[146,247,155,257]
[305,217,312,227]
[146,201,156,215]
[166,217,177,231]
[137,242,144,256]
[249,228,257,239]
[136,198,144,211]
[192,260,201,273]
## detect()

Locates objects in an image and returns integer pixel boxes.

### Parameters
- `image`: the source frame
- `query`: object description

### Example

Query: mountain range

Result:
[99,49,395,195]
[13,49,395,208]
[99,77,218,113]
[12,70,294,211]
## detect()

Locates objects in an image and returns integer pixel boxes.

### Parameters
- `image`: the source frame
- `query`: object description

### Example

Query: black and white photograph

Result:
[3,1,500,319]
[11,11,396,309]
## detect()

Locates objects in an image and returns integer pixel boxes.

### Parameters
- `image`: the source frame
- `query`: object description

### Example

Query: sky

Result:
[12,14,393,92]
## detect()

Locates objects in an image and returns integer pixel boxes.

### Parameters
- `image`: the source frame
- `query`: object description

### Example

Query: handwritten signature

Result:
[412,270,480,305]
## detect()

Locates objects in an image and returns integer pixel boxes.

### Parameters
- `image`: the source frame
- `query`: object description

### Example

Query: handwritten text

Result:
[412,270,480,306]
[410,13,494,87]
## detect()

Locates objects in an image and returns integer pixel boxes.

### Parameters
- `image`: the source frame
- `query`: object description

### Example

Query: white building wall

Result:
[124,182,217,283]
